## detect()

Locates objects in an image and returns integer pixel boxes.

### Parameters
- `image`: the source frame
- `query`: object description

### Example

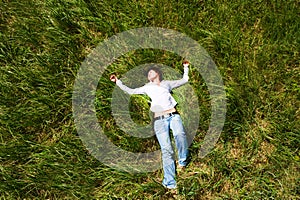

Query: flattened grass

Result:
[0,0,299,199]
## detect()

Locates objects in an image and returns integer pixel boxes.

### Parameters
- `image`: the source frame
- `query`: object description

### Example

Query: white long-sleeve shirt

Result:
[116,67,189,112]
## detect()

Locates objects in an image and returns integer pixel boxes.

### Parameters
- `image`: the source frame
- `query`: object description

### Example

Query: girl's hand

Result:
[183,60,189,68]
[110,75,118,82]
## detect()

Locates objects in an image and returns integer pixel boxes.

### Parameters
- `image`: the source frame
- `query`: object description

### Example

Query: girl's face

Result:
[147,70,159,81]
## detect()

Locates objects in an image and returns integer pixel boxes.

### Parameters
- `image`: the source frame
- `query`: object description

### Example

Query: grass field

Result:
[0,0,299,199]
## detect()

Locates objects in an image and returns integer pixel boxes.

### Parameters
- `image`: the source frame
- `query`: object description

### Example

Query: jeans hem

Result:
[162,184,177,189]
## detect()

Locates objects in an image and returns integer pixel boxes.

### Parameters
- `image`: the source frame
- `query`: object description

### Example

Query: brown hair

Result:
[146,66,163,81]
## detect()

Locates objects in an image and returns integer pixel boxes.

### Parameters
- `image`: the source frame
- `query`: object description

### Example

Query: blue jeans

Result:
[154,114,189,189]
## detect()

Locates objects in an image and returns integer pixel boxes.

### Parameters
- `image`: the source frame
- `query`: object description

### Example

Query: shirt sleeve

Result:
[116,80,146,95]
[165,66,189,89]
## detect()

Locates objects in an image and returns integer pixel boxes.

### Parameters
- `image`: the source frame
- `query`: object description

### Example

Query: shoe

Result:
[178,165,186,169]
[163,184,177,190]
[176,165,186,175]
[163,184,178,196]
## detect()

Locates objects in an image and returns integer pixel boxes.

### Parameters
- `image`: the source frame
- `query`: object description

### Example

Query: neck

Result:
[150,77,161,85]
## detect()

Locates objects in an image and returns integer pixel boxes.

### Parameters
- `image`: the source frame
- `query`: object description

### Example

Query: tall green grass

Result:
[0,0,299,199]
